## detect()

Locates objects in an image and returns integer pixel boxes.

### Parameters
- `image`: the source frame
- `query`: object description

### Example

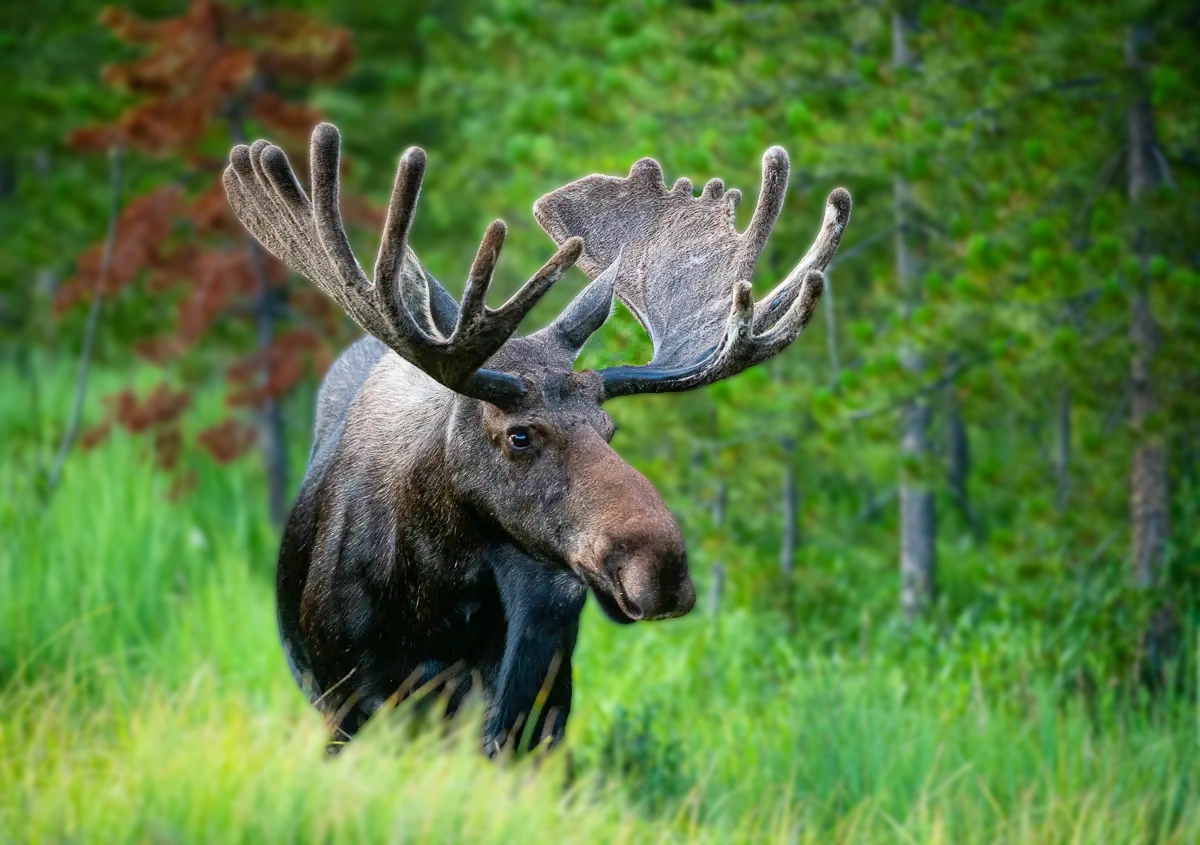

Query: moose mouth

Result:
[573,566,642,625]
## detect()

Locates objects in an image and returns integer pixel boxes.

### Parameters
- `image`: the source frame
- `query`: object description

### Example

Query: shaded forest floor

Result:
[0,363,1196,844]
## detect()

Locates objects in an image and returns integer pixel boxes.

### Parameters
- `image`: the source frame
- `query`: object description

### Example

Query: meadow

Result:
[1,361,1196,844]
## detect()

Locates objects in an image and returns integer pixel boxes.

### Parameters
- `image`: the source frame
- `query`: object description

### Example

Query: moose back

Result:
[223,123,850,754]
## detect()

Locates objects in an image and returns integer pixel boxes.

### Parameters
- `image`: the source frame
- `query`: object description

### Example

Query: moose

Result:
[223,123,850,755]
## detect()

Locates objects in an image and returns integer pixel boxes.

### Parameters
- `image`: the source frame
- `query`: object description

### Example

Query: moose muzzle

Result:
[576,517,696,624]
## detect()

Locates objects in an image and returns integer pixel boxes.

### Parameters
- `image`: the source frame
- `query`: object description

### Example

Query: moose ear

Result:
[530,252,621,360]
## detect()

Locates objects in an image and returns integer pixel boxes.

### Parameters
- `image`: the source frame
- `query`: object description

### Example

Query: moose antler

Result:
[534,147,851,399]
[223,123,583,408]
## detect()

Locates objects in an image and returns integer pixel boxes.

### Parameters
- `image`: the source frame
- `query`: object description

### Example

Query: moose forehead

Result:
[478,370,614,445]
[505,368,605,414]
[481,339,609,422]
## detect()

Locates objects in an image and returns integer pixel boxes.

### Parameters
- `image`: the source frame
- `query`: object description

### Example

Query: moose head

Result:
[224,124,850,750]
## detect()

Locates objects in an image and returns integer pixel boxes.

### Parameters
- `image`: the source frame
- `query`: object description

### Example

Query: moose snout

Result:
[601,527,696,622]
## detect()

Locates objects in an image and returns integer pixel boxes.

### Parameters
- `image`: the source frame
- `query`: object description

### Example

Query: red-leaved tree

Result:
[58,0,375,521]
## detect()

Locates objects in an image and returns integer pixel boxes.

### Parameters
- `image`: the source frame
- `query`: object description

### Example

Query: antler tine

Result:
[310,124,374,297]
[742,146,790,262]
[230,141,388,343]
[751,269,825,362]
[753,187,852,333]
[226,145,320,284]
[461,220,506,324]
[373,146,427,331]
[445,227,582,406]
[251,137,394,344]
[224,122,582,409]
[488,235,584,335]
[449,222,582,349]
[227,126,395,345]
[254,143,368,321]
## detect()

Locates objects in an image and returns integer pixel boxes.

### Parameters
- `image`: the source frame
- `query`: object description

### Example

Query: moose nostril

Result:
[617,585,643,618]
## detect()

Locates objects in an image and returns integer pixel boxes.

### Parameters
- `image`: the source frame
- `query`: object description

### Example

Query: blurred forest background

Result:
[2,0,1199,842]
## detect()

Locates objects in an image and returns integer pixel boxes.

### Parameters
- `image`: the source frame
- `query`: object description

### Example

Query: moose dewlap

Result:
[223,123,851,755]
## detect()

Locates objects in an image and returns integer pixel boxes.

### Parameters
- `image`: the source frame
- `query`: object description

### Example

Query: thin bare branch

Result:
[46,144,123,496]
[844,349,996,422]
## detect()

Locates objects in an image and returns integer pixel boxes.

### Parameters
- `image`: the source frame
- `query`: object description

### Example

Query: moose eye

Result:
[506,428,533,452]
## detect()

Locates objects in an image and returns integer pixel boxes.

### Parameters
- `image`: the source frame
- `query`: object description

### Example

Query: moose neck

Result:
[342,353,487,571]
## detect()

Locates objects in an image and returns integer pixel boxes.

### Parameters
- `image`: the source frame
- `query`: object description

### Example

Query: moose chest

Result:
[281,466,586,751]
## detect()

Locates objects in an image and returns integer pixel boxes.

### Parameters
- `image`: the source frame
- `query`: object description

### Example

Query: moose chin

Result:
[223,122,850,756]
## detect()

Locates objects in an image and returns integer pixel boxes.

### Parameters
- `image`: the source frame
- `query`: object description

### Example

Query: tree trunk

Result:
[1126,26,1178,693]
[945,373,979,538]
[780,440,799,582]
[1126,28,1169,591]
[780,437,799,630]
[891,7,915,68]
[900,398,937,621]
[1056,387,1071,514]
[893,7,936,622]
[253,249,290,528]
[822,268,840,384]
[707,407,726,618]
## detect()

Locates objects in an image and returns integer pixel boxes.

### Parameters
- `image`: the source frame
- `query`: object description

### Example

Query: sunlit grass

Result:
[3,649,1194,843]
[1,361,1197,842]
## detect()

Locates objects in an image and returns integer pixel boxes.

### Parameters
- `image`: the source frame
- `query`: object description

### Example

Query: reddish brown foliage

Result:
[242,8,355,83]
[153,425,184,470]
[55,187,180,312]
[107,383,192,434]
[176,251,257,343]
[188,179,236,236]
[67,124,126,154]
[132,337,186,365]
[168,470,199,501]
[226,327,331,408]
[99,5,197,46]
[197,419,258,464]
[79,420,113,451]
[64,0,360,486]
[90,1,350,155]
[145,244,287,348]
[96,2,245,153]
[251,92,323,141]
[78,383,191,474]
[118,95,217,156]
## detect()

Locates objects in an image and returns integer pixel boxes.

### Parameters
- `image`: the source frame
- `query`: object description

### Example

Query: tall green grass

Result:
[1,360,1196,843]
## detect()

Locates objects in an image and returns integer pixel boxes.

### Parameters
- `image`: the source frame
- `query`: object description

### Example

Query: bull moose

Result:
[222,123,850,755]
